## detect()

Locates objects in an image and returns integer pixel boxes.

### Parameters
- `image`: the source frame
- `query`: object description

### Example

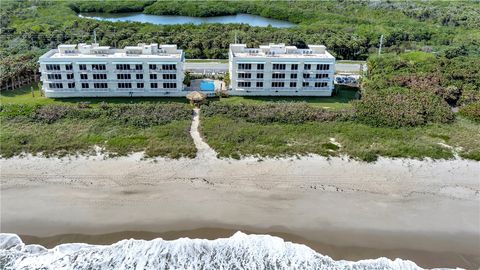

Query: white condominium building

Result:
[39,43,185,97]
[229,43,335,96]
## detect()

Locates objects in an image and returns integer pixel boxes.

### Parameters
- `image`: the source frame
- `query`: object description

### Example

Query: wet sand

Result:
[1,154,480,269]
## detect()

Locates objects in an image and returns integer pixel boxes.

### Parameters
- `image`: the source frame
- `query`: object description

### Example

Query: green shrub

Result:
[459,102,480,122]
[202,103,352,124]
[353,88,454,127]
[0,104,38,118]
[1,103,192,127]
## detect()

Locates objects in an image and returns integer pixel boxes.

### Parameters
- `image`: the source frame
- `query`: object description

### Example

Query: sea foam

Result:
[0,232,445,269]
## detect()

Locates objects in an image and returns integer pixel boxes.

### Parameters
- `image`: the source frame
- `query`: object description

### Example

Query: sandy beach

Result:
[1,153,479,269]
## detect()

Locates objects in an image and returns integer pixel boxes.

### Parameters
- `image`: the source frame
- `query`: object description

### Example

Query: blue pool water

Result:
[200,81,215,91]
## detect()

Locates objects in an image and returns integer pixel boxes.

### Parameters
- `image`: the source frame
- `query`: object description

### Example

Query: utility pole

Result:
[234,32,238,44]
[378,34,384,56]
[94,30,97,44]
[113,28,116,48]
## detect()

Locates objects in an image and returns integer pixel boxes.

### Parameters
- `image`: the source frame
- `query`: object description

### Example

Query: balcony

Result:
[148,69,177,73]
[113,69,143,73]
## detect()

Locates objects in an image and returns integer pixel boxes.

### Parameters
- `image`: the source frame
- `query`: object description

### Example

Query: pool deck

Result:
[188,79,225,96]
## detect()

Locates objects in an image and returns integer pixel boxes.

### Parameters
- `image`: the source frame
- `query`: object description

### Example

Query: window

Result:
[315,73,329,79]
[151,83,158,89]
[272,73,285,79]
[238,63,252,70]
[150,74,158,80]
[48,83,63,89]
[67,83,75,89]
[272,82,285,88]
[118,83,132,88]
[82,83,89,89]
[257,73,264,79]
[238,73,251,79]
[67,73,74,80]
[237,82,251,88]
[163,74,176,80]
[291,64,298,70]
[163,83,177,89]
[46,64,60,71]
[290,82,297,87]
[316,64,330,70]
[80,74,88,80]
[303,73,310,79]
[94,83,108,89]
[93,74,107,80]
[136,74,143,80]
[116,64,131,70]
[117,74,131,80]
[79,64,87,71]
[256,82,263,87]
[149,64,157,70]
[161,64,176,70]
[47,74,62,80]
[290,73,297,79]
[315,82,328,87]
[135,64,143,70]
[92,64,106,70]
[273,64,286,70]
[137,83,144,88]
[65,64,73,70]
[257,64,264,70]
[303,82,309,87]
[304,64,311,70]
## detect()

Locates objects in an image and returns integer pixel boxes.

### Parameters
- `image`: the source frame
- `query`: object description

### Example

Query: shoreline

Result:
[1,154,479,269]
[17,228,480,269]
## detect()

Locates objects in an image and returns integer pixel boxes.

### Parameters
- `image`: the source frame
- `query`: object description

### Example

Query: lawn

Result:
[0,84,189,106]
[1,84,357,109]
[200,116,480,161]
[214,86,358,109]
[186,59,229,63]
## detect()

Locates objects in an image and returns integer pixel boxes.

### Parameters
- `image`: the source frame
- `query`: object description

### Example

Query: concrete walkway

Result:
[190,108,217,159]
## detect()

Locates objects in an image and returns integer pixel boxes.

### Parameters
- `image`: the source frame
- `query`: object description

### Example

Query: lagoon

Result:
[79,12,295,28]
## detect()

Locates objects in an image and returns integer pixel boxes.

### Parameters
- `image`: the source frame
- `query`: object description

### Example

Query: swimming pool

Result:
[200,80,215,91]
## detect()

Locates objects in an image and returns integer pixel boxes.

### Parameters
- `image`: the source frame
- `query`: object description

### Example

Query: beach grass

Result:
[200,116,480,161]
[0,117,196,158]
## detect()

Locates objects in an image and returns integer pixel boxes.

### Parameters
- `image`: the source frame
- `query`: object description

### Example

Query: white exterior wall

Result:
[39,44,185,98]
[229,44,336,96]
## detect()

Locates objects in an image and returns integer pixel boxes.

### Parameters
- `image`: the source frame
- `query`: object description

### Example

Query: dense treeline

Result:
[1,0,479,90]
[68,0,155,13]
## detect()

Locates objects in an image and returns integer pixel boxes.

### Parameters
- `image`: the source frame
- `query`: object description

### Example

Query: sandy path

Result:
[1,154,479,268]
[190,108,217,159]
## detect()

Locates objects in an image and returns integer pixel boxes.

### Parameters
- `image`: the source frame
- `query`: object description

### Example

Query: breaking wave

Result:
[0,232,437,269]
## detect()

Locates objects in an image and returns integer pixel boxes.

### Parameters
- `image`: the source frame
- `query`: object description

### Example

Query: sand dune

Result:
[1,153,479,269]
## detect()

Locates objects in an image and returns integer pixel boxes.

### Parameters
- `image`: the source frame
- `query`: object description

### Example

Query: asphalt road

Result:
[185,62,365,73]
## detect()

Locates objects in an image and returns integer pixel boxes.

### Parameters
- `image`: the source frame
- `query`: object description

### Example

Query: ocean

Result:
[0,232,435,270]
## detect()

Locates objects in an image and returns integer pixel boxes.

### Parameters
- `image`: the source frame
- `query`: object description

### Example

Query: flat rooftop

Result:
[40,43,183,61]
[230,43,335,60]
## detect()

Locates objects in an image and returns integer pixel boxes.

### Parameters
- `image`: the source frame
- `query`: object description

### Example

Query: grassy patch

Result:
[214,86,358,109]
[0,84,189,106]
[0,118,195,158]
[186,59,229,63]
[200,116,480,161]
[0,103,196,158]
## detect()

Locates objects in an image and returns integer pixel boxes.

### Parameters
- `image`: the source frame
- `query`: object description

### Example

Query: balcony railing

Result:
[113,69,144,73]
[148,69,177,73]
